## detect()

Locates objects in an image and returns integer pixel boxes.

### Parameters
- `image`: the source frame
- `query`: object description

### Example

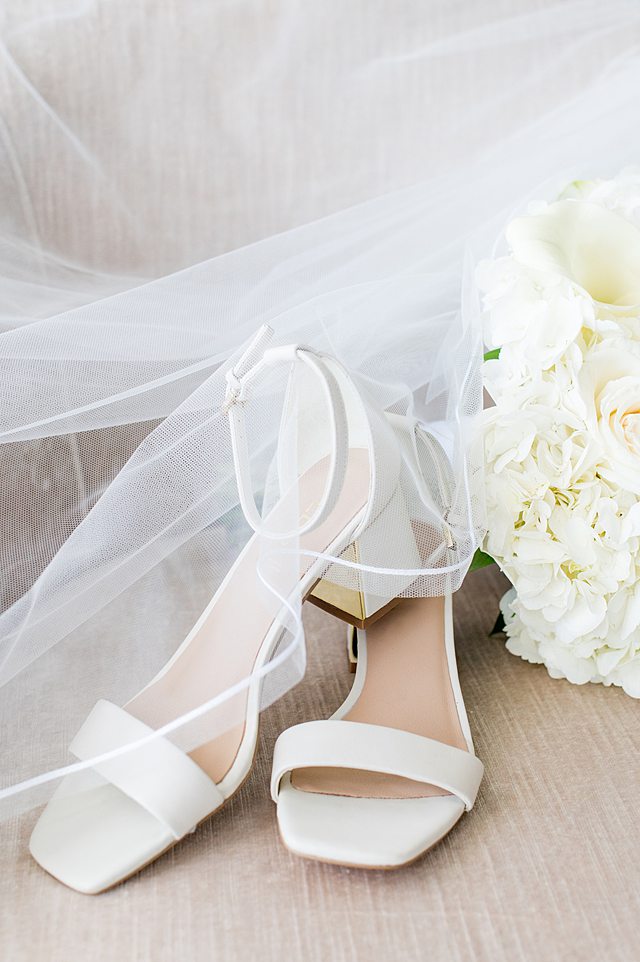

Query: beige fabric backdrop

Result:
[0,0,627,279]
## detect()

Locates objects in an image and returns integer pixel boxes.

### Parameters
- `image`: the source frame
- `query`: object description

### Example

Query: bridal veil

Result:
[1,1,639,817]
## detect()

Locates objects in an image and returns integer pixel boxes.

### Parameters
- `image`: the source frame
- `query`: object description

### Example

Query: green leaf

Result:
[469,548,496,572]
[483,348,501,362]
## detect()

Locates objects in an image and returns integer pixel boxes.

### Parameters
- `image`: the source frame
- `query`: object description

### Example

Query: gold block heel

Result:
[308,577,402,629]
[308,478,420,629]
[308,540,403,629]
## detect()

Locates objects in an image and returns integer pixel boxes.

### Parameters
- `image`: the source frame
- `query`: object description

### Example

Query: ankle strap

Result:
[223,326,350,539]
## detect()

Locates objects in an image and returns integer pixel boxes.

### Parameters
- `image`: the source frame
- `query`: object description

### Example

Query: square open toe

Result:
[30,779,177,895]
[276,776,466,868]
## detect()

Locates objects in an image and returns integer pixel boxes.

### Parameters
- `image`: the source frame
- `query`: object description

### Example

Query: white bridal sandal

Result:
[271,421,484,869]
[29,326,420,893]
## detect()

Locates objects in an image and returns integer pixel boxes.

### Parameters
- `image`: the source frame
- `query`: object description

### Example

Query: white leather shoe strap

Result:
[70,700,224,839]
[271,720,484,810]
[385,412,454,548]
[224,327,350,539]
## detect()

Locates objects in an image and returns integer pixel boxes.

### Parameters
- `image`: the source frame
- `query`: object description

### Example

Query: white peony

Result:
[480,170,640,699]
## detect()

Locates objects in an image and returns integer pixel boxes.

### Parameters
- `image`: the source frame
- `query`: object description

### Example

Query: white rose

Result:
[581,346,640,494]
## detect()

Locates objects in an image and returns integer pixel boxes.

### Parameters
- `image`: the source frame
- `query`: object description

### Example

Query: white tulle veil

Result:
[1,0,640,819]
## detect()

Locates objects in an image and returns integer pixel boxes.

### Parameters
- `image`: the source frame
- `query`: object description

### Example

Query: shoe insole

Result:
[126,451,370,785]
[292,597,468,799]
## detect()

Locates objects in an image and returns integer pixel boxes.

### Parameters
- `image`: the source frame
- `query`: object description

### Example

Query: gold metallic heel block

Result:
[308,579,402,629]
[308,477,420,630]
[308,546,403,629]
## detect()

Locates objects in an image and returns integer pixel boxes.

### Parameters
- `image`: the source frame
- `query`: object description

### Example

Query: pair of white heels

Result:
[29,328,483,894]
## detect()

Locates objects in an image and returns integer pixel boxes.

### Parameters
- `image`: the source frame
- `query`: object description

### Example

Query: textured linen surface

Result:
[2,567,639,962]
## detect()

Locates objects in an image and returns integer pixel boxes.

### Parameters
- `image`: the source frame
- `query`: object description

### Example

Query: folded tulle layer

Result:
[1,1,639,818]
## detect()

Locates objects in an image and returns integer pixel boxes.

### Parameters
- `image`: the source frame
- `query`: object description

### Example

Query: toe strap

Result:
[271,720,483,811]
[70,700,224,839]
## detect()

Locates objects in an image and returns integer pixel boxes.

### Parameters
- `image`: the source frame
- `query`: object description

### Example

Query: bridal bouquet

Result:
[478,170,640,697]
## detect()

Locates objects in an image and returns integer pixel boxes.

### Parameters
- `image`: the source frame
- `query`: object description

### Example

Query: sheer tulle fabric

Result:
[1,1,639,817]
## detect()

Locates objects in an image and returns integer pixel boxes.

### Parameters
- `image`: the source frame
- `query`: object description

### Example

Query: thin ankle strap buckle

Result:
[223,324,276,411]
